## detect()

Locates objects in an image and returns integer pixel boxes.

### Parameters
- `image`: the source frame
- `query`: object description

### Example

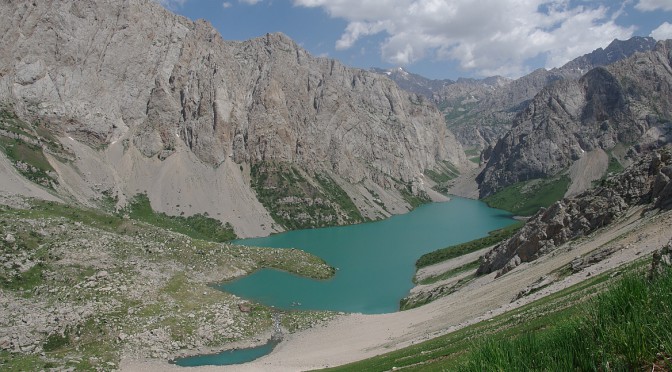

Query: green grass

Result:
[43,329,72,352]
[464,149,481,164]
[0,351,51,371]
[125,194,237,242]
[606,155,624,175]
[2,263,46,292]
[443,101,479,122]
[18,197,236,243]
[314,173,364,222]
[19,200,125,231]
[424,161,460,185]
[415,259,480,285]
[416,221,522,269]
[0,136,56,187]
[483,176,570,216]
[464,268,672,371]
[398,186,431,208]
[464,148,480,157]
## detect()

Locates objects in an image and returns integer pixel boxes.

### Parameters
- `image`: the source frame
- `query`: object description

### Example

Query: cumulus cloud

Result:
[222,2,233,9]
[635,0,672,11]
[240,0,263,4]
[294,0,633,77]
[651,22,672,40]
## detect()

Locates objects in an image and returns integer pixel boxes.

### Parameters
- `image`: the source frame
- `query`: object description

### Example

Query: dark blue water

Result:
[220,197,514,314]
[172,340,279,367]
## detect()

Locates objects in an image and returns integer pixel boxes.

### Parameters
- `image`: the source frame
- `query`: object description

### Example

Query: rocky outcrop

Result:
[478,148,672,276]
[478,40,672,198]
[0,0,464,235]
[562,37,657,74]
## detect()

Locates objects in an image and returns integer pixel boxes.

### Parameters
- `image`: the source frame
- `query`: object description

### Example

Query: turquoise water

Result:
[172,340,279,366]
[220,197,514,314]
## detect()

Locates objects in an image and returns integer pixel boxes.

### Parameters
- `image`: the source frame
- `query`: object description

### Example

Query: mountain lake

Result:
[174,196,515,366]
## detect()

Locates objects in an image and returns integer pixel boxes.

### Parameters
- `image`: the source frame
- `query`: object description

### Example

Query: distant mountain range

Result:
[477,39,672,198]
[373,36,658,150]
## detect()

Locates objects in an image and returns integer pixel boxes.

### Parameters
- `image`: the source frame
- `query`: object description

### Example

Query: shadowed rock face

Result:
[0,0,465,231]
[478,148,672,277]
[477,40,672,198]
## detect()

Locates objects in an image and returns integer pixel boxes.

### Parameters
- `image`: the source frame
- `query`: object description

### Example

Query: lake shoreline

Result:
[120,208,672,371]
[221,198,515,314]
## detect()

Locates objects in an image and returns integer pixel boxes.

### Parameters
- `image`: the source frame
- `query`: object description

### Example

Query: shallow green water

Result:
[221,197,514,314]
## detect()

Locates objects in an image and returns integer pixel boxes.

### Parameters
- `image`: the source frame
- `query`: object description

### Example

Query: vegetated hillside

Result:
[375,37,657,151]
[0,196,336,370]
[0,0,465,237]
[479,147,672,276]
[478,39,672,199]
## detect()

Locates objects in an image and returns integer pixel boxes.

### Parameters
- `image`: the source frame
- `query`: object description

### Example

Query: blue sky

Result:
[160,0,672,80]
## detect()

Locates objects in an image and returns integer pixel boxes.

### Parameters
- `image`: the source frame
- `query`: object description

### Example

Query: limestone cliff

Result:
[0,0,464,236]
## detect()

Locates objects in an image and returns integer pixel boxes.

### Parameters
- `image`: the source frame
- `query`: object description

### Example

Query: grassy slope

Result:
[250,162,365,230]
[0,108,72,188]
[325,259,670,371]
[464,268,672,371]
[415,221,523,269]
[125,193,237,242]
[483,176,570,216]
[0,199,335,371]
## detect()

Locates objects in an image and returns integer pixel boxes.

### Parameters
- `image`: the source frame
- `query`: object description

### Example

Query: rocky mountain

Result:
[561,36,658,74]
[0,0,465,237]
[478,40,672,198]
[370,67,454,98]
[374,37,657,150]
[471,37,658,142]
[478,147,672,276]
[461,37,657,149]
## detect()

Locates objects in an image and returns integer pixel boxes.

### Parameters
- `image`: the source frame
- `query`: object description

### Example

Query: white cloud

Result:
[336,21,388,50]
[240,0,262,4]
[635,0,672,11]
[294,0,634,77]
[222,2,233,9]
[157,0,189,9]
[651,22,672,40]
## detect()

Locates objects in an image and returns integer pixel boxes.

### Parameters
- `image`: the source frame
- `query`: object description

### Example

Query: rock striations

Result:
[478,40,672,198]
[0,0,465,236]
[478,147,672,276]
